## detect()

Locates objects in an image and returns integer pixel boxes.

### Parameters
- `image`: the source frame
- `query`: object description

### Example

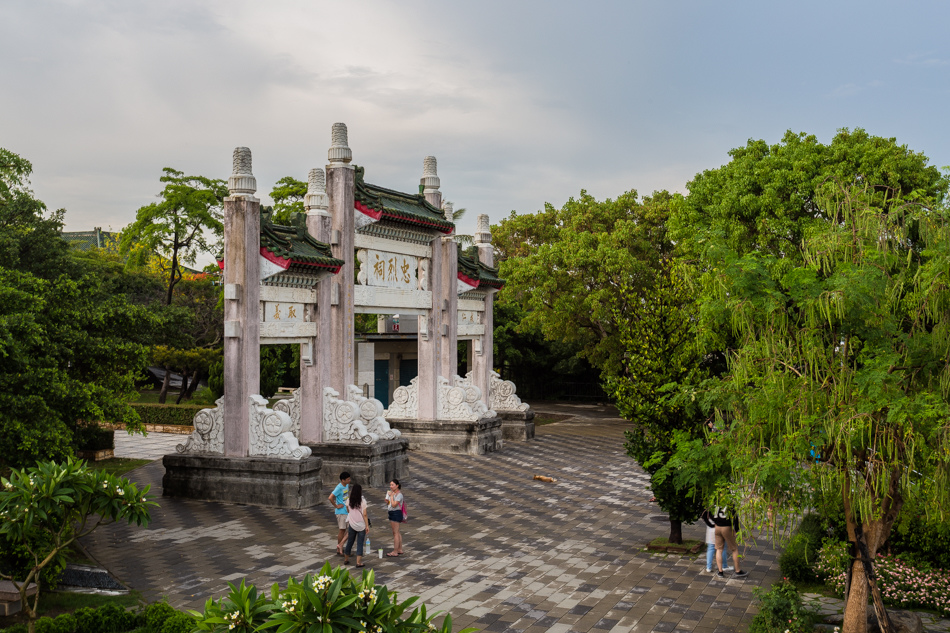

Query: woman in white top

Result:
[343,483,369,567]
[385,479,404,557]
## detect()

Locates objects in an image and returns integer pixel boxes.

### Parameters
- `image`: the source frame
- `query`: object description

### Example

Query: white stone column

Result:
[417,156,443,420]
[326,123,356,397]
[223,147,261,457]
[440,234,459,380]
[472,214,494,403]
[301,167,331,444]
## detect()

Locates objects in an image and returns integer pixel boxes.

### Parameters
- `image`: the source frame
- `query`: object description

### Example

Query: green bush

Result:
[130,403,210,426]
[0,624,28,633]
[779,513,824,582]
[144,602,177,633]
[207,360,223,400]
[748,579,816,633]
[74,424,115,451]
[0,530,67,589]
[888,497,950,569]
[25,603,145,633]
[159,613,195,633]
[190,563,475,633]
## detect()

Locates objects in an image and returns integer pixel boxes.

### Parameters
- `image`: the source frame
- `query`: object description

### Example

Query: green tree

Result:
[662,183,950,633]
[496,190,673,377]
[270,176,307,225]
[121,168,226,305]
[606,261,708,543]
[0,459,153,633]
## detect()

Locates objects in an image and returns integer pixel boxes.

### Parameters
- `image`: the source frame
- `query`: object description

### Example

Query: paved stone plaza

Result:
[91,404,787,633]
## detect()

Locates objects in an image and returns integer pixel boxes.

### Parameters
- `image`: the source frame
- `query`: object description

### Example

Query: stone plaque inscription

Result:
[358,249,417,290]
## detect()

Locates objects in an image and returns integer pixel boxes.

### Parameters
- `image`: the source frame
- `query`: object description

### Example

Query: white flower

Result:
[116,487,124,496]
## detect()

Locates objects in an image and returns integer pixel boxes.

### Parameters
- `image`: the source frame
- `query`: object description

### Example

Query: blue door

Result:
[374,359,390,408]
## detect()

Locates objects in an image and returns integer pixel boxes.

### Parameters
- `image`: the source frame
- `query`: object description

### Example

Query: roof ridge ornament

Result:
[328,123,352,166]
[228,147,257,199]
[304,168,329,214]
[442,200,453,221]
[422,156,440,194]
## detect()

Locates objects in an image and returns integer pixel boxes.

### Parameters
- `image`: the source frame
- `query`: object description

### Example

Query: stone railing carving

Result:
[486,371,530,412]
[385,378,419,419]
[385,375,496,422]
[324,387,377,444]
[346,385,401,440]
[272,389,302,439]
[444,375,496,421]
[249,395,313,459]
[177,397,225,454]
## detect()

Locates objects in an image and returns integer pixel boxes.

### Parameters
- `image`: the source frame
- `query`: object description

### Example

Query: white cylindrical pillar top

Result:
[422,155,440,193]
[475,214,491,244]
[305,167,330,213]
[228,147,257,198]
[328,123,353,166]
[442,200,454,221]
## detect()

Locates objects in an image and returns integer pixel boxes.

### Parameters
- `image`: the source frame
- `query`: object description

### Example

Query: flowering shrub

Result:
[190,562,476,633]
[821,553,950,616]
[748,579,816,633]
[813,538,850,582]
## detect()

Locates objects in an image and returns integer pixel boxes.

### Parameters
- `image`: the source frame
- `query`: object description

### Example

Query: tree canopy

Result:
[121,168,226,305]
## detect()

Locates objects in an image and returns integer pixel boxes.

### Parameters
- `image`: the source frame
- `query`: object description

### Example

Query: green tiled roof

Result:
[260,211,344,272]
[458,245,504,290]
[354,166,455,234]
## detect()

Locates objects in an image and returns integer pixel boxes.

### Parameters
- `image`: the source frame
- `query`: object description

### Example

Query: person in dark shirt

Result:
[712,507,747,578]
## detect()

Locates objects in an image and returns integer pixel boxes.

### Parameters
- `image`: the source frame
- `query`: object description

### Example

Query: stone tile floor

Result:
[91,404,787,632]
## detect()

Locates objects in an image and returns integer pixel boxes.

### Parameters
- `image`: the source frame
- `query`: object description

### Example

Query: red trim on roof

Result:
[458,271,480,289]
[355,201,384,221]
[260,247,292,271]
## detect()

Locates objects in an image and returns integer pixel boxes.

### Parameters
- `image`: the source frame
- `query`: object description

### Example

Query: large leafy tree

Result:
[0,149,159,468]
[662,130,949,633]
[496,190,673,376]
[121,168,226,305]
[270,176,307,225]
[606,261,709,543]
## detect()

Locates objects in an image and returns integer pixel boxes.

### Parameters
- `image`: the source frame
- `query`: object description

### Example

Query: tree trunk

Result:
[668,518,683,544]
[841,468,904,633]
[185,369,201,398]
[166,241,179,305]
[175,372,191,405]
[158,369,171,404]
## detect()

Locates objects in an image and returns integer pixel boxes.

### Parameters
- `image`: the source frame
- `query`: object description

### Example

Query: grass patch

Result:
[646,537,704,554]
[0,590,143,628]
[86,458,151,477]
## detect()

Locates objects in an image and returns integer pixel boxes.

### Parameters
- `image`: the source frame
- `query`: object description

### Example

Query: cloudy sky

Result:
[2,0,949,248]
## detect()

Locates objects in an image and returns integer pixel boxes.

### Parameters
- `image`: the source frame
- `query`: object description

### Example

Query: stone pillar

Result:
[326,123,356,396]
[356,342,375,398]
[302,167,331,444]
[417,156,443,419]
[223,147,261,457]
[440,234,459,380]
[472,214,494,402]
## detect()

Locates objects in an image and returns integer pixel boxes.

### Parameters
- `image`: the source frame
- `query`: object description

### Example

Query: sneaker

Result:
[716,571,725,578]
[734,570,748,578]
[723,566,734,572]
[705,567,712,573]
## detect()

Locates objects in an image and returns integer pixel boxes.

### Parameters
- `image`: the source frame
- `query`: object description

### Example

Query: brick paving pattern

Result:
[87,405,784,632]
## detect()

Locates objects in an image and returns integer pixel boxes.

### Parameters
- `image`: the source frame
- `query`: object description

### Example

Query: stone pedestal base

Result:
[305,438,409,488]
[387,416,503,455]
[162,454,323,509]
[498,410,535,441]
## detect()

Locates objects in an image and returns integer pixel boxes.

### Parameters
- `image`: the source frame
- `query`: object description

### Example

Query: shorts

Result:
[336,514,348,530]
[714,525,739,553]
[388,509,404,523]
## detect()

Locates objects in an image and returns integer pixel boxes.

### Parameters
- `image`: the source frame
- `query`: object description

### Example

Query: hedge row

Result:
[130,403,211,427]
[0,601,192,633]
